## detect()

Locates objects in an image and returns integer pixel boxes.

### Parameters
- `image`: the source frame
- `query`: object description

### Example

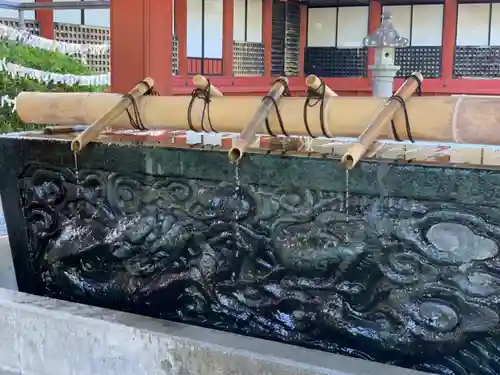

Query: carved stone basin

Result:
[1,133,500,375]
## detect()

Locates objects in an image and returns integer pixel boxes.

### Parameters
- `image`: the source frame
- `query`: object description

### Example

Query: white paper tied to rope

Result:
[0,57,110,86]
[0,23,109,56]
[0,94,16,113]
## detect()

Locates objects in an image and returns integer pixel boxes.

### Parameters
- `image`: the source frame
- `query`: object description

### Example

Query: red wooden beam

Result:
[174,0,188,76]
[110,0,173,94]
[35,0,54,39]
[262,0,273,77]
[223,0,234,76]
[170,75,500,96]
[441,0,458,87]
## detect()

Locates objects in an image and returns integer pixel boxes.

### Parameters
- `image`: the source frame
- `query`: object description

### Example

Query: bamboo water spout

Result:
[228,77,289,163]
[341,72,424,169]
[71,78,154,152]
[43,125,88,134]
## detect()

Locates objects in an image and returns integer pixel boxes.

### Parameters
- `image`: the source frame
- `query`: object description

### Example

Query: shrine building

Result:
[2,0,499,96]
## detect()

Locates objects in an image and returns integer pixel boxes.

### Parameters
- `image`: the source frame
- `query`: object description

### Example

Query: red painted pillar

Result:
[262,0,273,77]
[367,0,381,87]
[441,0,457,87]
[222,0,234,76]
[35,0,54,39]
[110,0,173,94]
[175,0,188,76]
[298,4,307,76]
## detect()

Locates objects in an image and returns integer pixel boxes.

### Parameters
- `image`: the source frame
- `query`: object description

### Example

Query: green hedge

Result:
[0,40,108,132]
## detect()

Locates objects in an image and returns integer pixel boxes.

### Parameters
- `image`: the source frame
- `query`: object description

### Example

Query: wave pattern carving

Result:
[18,165,500,374]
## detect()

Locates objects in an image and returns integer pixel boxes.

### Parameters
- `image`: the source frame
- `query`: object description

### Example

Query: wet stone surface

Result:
[14,165,500,375]
[4,138,500,375]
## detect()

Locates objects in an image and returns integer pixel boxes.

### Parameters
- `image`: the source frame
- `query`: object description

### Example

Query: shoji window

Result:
[337,7,368,47]
[456,3,490,46]
[307,6,368,47]
[456,3,500,46]
[305,6,369,77]
[307,7,337,47]
[234,0,263,43]
[454,3,500,78]
[382,5,443,46]
[187,0,223,58]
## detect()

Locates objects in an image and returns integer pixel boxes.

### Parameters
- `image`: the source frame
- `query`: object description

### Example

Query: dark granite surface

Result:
[2,135,500,375]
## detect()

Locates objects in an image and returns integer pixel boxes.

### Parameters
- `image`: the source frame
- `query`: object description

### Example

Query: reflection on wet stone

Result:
[427,223,498,262]
[418,301,459,332]
[18,164,500,375]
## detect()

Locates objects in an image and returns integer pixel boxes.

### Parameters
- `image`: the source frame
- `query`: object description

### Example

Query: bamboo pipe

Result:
[70,78,154,153]
[305,74,384,160]
[43,125,88,134]
[341,73,424,169]
[193,75,223,97]
[306,74,338,96]
[228,77,289,163]
[16,92,500,146]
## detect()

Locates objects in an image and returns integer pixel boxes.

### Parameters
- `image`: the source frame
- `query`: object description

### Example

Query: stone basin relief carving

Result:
[17,164,500,375]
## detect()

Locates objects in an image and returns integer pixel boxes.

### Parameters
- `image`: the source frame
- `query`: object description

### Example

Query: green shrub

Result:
[0,40,108,132]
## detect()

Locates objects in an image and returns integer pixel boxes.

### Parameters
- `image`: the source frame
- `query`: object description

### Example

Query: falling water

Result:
[74,152,80,184]
[344,169,350,243]
[234,163,241,188]
[73,152,82,221]
[344,169,350,223]
[233,162,242,280]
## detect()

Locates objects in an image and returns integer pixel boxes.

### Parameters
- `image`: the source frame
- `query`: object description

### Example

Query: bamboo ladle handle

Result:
[341,72,424,169]
[228,77,289,163]
[71,77,155,153]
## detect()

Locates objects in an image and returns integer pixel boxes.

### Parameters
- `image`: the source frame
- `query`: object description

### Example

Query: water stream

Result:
[234,163,240,188]
[232,162,243,280]
[73,152,80,184]
[344,168,350,223]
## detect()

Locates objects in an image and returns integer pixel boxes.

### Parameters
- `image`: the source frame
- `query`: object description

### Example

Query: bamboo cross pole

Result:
[228,77,289,163]
[17,88,500,147]
[70,78,154,153]
[340,72,424,169]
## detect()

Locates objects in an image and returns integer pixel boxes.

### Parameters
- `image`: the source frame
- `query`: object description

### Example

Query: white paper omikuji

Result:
[0,58,110,86]
[0,23,109,56]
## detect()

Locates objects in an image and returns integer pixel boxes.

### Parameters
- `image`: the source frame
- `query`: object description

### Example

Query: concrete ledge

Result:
[0,237,16,292]
[0,288,431,375]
